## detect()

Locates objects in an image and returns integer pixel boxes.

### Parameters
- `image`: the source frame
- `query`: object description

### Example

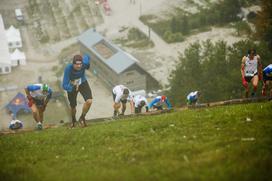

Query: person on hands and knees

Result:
[133,95,149,114]
[186,91,201,106]
[25,83,52,130]
[62,54,92,128]
[148,95,172,111]
[112,85,134,117]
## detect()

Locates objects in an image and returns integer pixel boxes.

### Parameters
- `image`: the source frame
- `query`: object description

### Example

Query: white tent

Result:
[0,14,11,74]
[6,25,22,49]
[10,48,26,66]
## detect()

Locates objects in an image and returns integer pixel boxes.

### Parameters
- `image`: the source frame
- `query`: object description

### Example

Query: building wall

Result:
[122,64,161,91]
[0,64,11,74]
[8,40,22,49]
[120,66,146,91]
[80,43,160,92]
[0,15,12,74]
[11,59,26,66]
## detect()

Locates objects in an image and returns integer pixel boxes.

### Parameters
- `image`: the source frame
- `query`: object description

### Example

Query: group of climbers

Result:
[9,49,271,130]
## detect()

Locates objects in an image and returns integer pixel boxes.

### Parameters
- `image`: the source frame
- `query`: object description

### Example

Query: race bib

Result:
[71,78,82,86]
[245,70,254,77]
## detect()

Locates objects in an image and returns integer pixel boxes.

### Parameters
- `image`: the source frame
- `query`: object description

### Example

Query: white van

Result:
[15,9,23,21]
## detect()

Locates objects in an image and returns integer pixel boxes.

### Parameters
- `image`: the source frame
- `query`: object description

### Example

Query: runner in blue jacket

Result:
[148,95,172,110]
[262,64,272,97]
[62,54,92,128]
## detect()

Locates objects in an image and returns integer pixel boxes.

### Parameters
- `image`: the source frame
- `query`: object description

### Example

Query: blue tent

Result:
[6,92,31,117]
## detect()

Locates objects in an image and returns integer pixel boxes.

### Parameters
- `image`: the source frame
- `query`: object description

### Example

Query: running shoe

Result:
[36,123,43,130]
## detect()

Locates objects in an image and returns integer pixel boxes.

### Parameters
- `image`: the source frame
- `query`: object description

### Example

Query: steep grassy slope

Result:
[0,102,271,181]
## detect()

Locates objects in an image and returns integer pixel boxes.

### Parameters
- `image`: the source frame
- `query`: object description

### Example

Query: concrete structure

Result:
[6,25,22,49]
[0,15,11,75]
[78,28,159,91]
[10,48,26,66]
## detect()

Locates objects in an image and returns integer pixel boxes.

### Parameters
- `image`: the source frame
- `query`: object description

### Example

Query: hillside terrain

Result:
[0,102,271,180]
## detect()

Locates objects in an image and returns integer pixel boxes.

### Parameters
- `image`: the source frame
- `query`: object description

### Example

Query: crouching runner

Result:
[25,83,52,130]
[133,95,149,114]
[112,85,134,117]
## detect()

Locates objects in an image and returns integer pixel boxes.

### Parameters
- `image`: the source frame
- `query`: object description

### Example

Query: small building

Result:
[0,14,11,74]
[6,25,22,50]
[10,48,26,66]
[78,28,160,91]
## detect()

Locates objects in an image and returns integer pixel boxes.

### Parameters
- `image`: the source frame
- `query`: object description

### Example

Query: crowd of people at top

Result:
[9,49,272,130]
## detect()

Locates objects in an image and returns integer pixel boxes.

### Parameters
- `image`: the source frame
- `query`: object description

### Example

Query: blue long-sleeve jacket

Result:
[62,54,90,92]
[263,64,272,77]
[148,96,172,109]
[26,84,52,100]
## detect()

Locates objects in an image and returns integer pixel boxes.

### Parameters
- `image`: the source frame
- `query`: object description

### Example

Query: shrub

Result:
[163,31,184,43]
[234,21,252,36]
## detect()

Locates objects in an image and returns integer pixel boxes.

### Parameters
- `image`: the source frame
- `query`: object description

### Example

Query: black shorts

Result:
[67,80,92,108]
[245,73,258,83]
[153,105,163,110]
[33,98,45,108]
[112,92,127,104]
[263,73,272,81]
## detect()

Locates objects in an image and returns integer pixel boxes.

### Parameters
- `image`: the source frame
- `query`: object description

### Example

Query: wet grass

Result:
[0,102,271,180]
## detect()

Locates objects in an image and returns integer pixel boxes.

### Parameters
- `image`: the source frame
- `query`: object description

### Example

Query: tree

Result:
[171,17,178,33]
[180,15,189,35]
[213,0,241,24]
[168,42,202,105]
[255,0,272,49]
[168,39,272,106]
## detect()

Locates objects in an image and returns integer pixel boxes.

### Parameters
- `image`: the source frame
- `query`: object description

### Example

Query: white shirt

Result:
[187,91,198,101]
[133,95,148,108]
[112,85,132,103]
[244,56,258,77]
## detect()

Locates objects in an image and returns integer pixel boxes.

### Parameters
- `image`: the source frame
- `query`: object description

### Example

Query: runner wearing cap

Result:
[25,83,52,130]
[148,95,172,110]
[62,54,92,128]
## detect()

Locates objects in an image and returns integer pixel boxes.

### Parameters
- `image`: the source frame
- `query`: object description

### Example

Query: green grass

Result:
[0,102,272,180]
